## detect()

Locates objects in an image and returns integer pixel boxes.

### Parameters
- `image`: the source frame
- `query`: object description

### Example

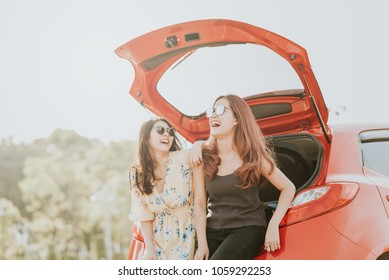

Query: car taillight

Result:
[280,183,360,227]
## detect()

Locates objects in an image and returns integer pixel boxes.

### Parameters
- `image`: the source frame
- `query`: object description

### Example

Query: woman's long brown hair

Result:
[131,118,182,195]
[202,94,275,189]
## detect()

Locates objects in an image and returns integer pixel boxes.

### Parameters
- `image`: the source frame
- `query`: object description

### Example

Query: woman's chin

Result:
[210,128,219,137]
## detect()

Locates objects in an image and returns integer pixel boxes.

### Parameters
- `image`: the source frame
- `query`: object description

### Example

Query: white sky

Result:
[1,0,389,143]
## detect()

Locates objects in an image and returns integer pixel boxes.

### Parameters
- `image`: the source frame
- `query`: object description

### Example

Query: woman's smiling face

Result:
[148,120,174,153]
[208,98,237,138]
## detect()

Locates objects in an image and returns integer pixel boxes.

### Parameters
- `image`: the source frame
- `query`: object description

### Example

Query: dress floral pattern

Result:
[129,150,195,260]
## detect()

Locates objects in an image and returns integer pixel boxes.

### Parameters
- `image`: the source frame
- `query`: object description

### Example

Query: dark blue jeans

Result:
[206,226,266,260]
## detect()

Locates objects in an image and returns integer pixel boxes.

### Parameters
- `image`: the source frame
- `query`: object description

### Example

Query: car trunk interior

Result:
[260,134,321,220]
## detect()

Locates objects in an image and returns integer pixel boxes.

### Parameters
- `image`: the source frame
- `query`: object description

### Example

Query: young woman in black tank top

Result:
[191,95,296,260]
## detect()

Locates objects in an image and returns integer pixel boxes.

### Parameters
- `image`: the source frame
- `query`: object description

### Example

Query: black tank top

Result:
[206,173,267,229]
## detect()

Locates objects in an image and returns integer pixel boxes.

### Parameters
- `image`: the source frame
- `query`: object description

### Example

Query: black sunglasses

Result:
[206,105,231,118]
[155,125,175,137]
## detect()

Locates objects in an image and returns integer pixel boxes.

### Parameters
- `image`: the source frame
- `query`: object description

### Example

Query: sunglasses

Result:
[206,105,231,118]
[155,125,175,137]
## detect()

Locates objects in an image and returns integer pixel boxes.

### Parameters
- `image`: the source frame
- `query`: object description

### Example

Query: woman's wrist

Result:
[197,240,208,248]
[268,219,280,228]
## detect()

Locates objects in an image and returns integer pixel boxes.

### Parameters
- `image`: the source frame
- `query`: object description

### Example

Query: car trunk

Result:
[261,133,322,221]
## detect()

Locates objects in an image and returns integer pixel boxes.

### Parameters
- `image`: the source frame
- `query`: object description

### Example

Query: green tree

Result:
[0,198,27,259]
[1,129,137,259]
[0,137,43,217]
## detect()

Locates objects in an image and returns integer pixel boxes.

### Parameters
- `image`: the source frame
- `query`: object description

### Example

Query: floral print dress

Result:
[129,150,195,260]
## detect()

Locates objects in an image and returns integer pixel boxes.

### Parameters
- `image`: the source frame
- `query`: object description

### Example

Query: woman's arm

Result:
[129,168,156,259]
[262,160,296,253]
[193,165,209,260]
[140,220,157,260]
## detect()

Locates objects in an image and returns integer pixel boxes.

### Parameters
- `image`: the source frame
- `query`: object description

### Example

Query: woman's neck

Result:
[216,134,235,156]
[215,135,242,174]
[151,150,169,167]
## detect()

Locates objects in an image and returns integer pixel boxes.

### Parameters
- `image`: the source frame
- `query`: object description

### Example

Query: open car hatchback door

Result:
[115,19,329,142]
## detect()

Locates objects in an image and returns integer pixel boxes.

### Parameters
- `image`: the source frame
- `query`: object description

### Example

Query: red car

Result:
[115,19,389,260]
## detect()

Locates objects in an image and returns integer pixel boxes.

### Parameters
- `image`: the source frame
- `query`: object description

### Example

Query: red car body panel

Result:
[324,125,389,258]
[127,226,144,260]
[116,20,389,259]
[363,168,389,218]
[257,215,375,260]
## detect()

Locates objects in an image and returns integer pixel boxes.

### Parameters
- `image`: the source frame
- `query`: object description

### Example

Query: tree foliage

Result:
[0,129,137,259]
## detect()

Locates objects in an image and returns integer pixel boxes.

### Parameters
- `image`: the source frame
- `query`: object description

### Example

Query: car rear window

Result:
[361,141,389,177]
[360,130,389,177]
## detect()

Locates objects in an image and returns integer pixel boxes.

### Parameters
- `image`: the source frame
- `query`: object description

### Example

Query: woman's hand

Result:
[190,141,204,167]
[194,245,209,260]
[264,222,281,253]
[142,248,157,260]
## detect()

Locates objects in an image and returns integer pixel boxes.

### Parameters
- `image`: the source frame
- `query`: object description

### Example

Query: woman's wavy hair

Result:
[202,94,276,189]
[131,118,182,195]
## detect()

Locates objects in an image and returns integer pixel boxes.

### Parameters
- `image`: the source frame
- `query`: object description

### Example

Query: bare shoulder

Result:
[172,149,191,164]
[260,158,274,176]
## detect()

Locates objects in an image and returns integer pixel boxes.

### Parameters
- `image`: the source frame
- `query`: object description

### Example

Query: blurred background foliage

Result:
[0,129,137,259]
